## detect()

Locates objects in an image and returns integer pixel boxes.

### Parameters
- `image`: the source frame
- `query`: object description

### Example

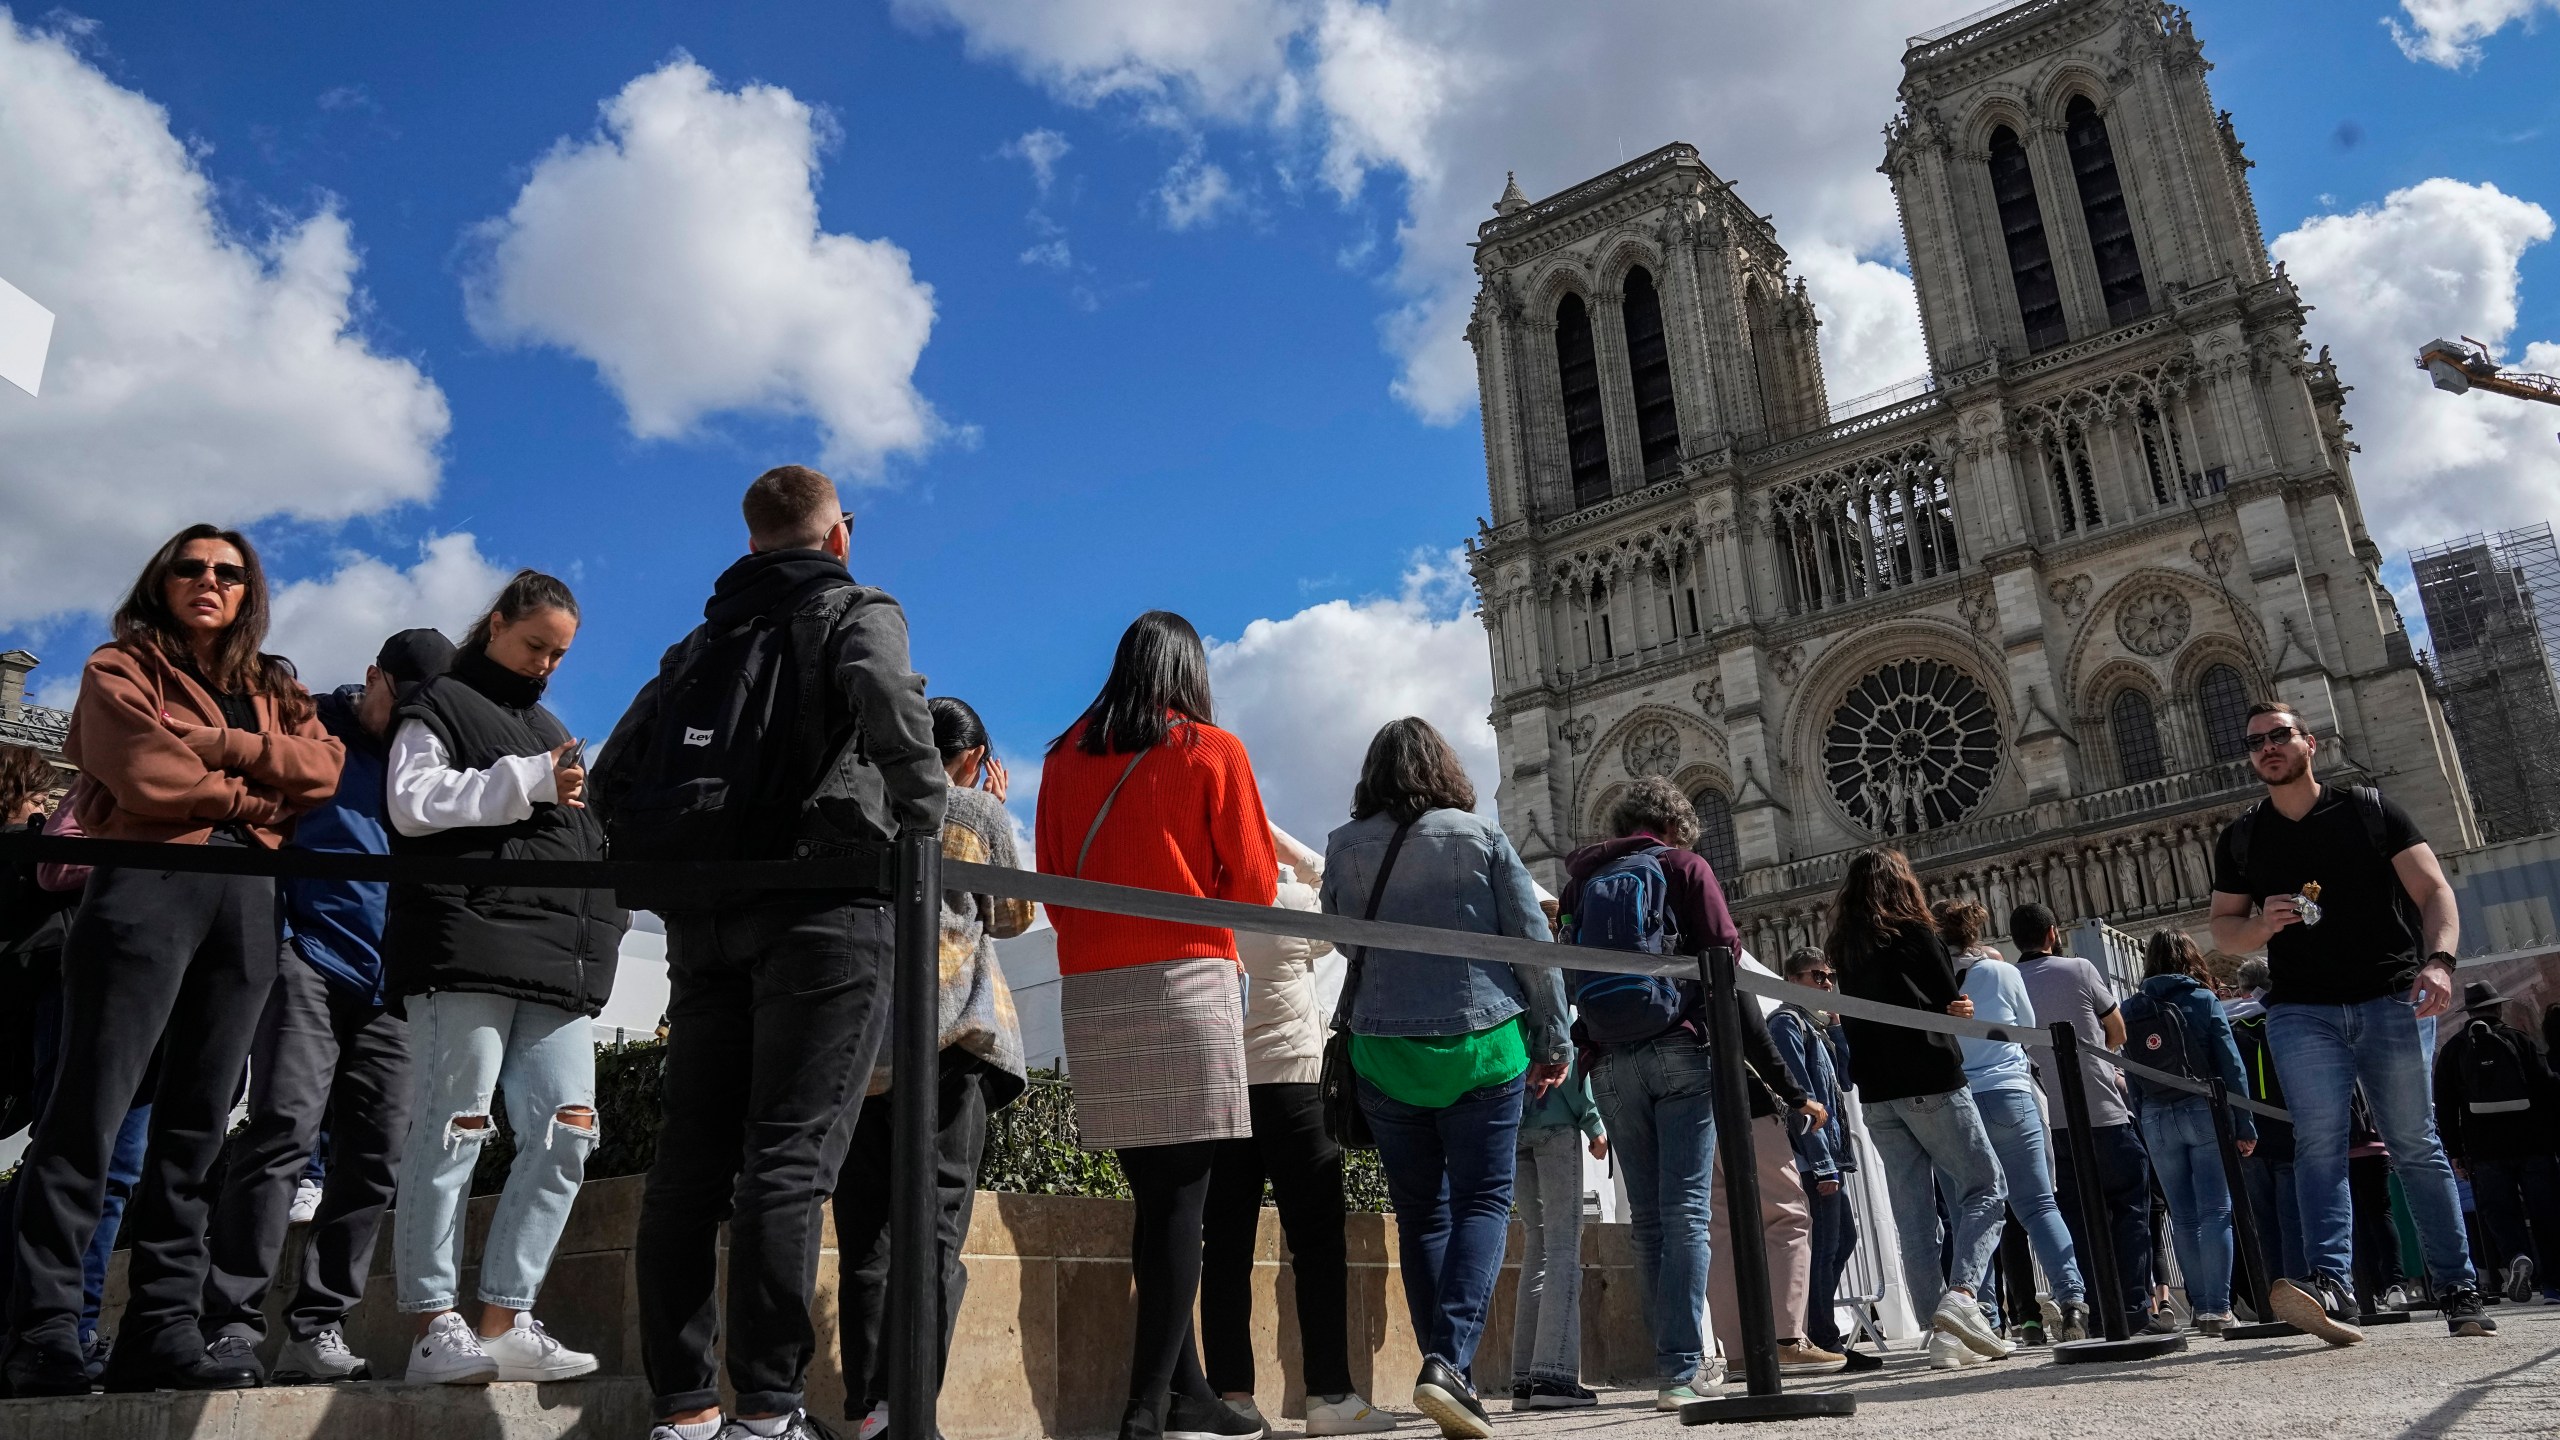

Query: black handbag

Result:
[1318,817,1416,1151]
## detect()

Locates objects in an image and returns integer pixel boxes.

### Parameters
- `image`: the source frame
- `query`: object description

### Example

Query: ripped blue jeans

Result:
[393,991,597,1313]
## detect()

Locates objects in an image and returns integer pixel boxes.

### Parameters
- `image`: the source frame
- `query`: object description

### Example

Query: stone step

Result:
[0,1377,650,1440]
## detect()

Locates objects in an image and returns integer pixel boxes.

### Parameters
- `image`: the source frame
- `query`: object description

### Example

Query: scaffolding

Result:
[2412,523,2560,840]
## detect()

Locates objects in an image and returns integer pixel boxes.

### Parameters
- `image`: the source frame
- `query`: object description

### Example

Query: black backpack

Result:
[2119,989,2207,1102]
[2459,1020,2537,1117]
[599,581,860,907]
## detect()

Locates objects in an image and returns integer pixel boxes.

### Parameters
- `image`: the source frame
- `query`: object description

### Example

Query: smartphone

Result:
[561,738,586,769]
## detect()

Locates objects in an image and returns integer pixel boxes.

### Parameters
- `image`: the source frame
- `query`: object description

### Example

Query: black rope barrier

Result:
[2208,1076,2294,1341]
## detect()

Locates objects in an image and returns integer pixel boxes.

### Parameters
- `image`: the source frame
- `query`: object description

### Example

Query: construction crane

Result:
[2419,336,2560,408]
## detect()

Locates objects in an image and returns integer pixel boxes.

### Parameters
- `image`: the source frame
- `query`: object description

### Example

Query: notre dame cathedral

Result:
[1463,0,2478,958]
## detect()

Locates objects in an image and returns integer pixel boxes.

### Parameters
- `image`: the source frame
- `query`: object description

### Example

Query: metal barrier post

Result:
[888,829,943,1440]
[2207,1077,2293,1340]
[1681,948,1854,1425]
[2049,1022,2184,1364]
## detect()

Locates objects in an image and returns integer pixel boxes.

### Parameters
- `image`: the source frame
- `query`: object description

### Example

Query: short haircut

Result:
[2009,901,2059,951]
[2245,699,2297,723]
[1351,716,1478,823]
[1933,898,1989,951]
[742,465,842,551]
[2237,957,2271,992]
[1607,776,1700,849]
[1783,946,1827,978]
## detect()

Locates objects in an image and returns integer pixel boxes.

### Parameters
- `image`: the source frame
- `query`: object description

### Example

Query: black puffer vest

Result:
[385,651,629,1016]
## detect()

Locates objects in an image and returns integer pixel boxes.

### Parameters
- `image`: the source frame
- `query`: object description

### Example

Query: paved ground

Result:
[1482,1304,2560,1440]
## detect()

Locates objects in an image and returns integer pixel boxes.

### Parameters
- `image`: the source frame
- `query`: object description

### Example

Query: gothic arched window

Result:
[2111,689,2167,783]
[2066,95,2149,326]
[1556,294,1612,508]
[2137,401,2184,506]
[1988,125,2067,352]
[2046,421,2102,532]
[1623,267,1682,478]
[2198,663,2251,762]
[1692,788,1741,880]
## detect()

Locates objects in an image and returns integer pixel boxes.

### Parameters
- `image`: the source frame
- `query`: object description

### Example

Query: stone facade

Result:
[1463,0,2476,955]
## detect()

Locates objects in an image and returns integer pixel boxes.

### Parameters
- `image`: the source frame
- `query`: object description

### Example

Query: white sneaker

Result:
[1932,1290,2015,1359]
[288,1179,323,1225]
[858,1401,890,1440]
[1305,1393,1399,1435]
[480,1312,598,1382]
[275,1324,369,1383]
[1925,1330,1986,1370]
[406,1312,498,1384]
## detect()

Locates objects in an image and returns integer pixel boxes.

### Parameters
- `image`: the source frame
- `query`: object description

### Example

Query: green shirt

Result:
[1350,1015,1529,1109]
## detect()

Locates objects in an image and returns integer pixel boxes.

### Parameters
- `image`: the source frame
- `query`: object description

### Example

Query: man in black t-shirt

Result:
[2208,700,2488,1344]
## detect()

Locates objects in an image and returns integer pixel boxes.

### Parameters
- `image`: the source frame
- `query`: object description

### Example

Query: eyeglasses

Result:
[2243,725,2302,753]
[1798,969,1836,985]
[167,558,249,589]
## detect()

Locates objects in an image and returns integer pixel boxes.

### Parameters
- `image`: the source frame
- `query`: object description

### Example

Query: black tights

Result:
[1121,1142,1220,1421]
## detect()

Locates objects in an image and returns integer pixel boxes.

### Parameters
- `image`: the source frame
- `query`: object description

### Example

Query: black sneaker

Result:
[2139,1309,2181,1336]
[2444,1285,2500,1338]
[1166,1392,1266,1440]
[2269,1274,2366,1347]
[2057,1303,2090,1343]
[2505,1255,2537,1305]
[204,1332,270,1386]
[1412,1358,1492,1440]
[1838,1346,1886,1373]
[1517,1378,1597,1410]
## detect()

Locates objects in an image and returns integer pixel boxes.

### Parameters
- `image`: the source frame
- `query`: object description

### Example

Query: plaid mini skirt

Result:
[1059,956,1252,1151]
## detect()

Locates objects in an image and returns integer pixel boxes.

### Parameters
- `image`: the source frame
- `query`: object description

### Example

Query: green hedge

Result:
[473,1045,1389,1212]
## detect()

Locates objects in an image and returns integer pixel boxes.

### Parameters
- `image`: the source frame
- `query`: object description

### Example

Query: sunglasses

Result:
[2243,725,2302,753]
[167,558,250,589]
[1798,969,1836,984]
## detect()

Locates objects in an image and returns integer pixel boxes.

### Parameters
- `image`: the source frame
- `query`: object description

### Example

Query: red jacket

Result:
[1034,719,1277,975]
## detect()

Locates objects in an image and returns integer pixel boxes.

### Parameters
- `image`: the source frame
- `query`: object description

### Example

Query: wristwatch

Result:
[2424,950,2457,969]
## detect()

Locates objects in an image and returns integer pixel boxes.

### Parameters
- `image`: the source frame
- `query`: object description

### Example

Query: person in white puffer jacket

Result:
[1197,826,1393,1437]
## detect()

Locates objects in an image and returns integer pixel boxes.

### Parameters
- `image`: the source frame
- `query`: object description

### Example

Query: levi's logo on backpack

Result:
[1566,845,1695,1045]
[2462,1019,2536,1116]
[2118,991,2203,1101]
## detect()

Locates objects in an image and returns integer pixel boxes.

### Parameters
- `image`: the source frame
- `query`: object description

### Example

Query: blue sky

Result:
[1,0,2556,845]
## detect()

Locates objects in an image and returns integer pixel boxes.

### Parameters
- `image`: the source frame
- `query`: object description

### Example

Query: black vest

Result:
[384,659,629,1016]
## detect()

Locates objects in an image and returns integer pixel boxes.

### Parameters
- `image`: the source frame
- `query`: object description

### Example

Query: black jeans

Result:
[1201,1082,1352,1398]
[2349,1154,2406,1304]
[7,864,278,1367]
[1804,1180,1857,1352]
[2470,1153,2560,1277]
[637,897,892,1420]
[832,1048,996,1418]
[1120,1142,1221,1426]
[202,945,413,1343]
[2052,1121,2152,1324]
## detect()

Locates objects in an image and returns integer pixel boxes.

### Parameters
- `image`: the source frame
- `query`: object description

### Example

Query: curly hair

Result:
[1606,776,1700,849]
[0,744,54,820]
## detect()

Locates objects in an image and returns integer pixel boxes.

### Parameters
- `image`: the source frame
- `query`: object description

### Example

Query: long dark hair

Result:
[1825,848,1932,968]
[1061,611,1212,756]
[462,570,579,651]
[2144,929,2211,982]
[113,524,310,724]
[929,696,989,762]
[1351,716,1476,823]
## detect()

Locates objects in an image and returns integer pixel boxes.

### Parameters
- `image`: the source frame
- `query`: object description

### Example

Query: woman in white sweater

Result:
[1196,827,1391,1436]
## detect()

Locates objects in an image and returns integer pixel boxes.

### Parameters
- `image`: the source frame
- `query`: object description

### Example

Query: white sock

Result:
[667,1420,723,1440]
[741,1415,796,1438]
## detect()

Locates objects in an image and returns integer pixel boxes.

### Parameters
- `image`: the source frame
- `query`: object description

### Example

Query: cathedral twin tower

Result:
[1463,0,2473,956]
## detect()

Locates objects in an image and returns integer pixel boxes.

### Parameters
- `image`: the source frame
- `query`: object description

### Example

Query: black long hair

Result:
[1824,848,1932,970]
[1060,611,1213,756]
[462,569,580,651]
[930,696,990,762]
[113,523,311,726]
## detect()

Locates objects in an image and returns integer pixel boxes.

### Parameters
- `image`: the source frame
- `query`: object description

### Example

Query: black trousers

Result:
[1201,1082,1352,1398]
[2471,1153,2560,1277]
[2053,1121,2153,1324]
[832,1048,996,1417]
[201,945,413,1343]
[637,897,892,1421]
[1120,1142,1221,1425]
[6,864,278,1367]
[2349,1154,2406,1304]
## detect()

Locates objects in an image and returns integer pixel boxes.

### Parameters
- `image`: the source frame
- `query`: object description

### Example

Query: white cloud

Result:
[1020,239,1075,270]
[266,532,510,693]
[1001,127,1073,193]
[2274,178,2560,552]
[464,56,942,476]
[1207,551,1494,847]
[900,0,1950,422]
[1157,149,1239,230]
[2388,0,2558,67]
[0,14,449,627]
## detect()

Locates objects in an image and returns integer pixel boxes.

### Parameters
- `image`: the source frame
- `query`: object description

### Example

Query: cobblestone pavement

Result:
[1457,1304,2560,1440]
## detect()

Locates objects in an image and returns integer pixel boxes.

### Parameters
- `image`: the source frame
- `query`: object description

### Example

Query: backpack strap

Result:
[2226,796,2265,881]
[1330,816,1419,1033]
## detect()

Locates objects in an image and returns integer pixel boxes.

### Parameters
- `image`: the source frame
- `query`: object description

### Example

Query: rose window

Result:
[1823,659,2001,836]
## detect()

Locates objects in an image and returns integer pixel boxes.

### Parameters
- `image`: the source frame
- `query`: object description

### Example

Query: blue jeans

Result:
[1963,1085,2084,1306]
[2139,1100,2235,1315]
[1358,1073,1524,1378]
[2267,997,2475,1290]
[2242,1152,2303,1284]
[1868,1088,2004,1318]
[1590,1034,1718,1385]
[392,991,597,1312]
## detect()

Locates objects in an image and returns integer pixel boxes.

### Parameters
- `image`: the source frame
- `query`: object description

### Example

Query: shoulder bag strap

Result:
[1329,816,1418,1032]
[1072,748,1153,879]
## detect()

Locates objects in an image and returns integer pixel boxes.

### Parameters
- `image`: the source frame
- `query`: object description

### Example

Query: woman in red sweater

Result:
[1036,611,1277,1440]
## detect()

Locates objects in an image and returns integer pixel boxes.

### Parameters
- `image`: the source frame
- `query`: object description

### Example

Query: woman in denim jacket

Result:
[1319,718,1568,1440]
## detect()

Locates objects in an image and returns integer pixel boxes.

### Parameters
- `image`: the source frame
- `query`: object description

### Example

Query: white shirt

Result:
[385,718,558,837]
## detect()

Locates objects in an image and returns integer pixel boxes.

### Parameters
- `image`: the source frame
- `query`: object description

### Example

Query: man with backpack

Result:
[1560,779,1834,1406]
[2208,699,2488,1343]
[2433,981,2560,1305]
[595,465,945,1440]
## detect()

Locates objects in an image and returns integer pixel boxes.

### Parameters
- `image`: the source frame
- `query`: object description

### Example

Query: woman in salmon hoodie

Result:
[2,525,342,1398]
